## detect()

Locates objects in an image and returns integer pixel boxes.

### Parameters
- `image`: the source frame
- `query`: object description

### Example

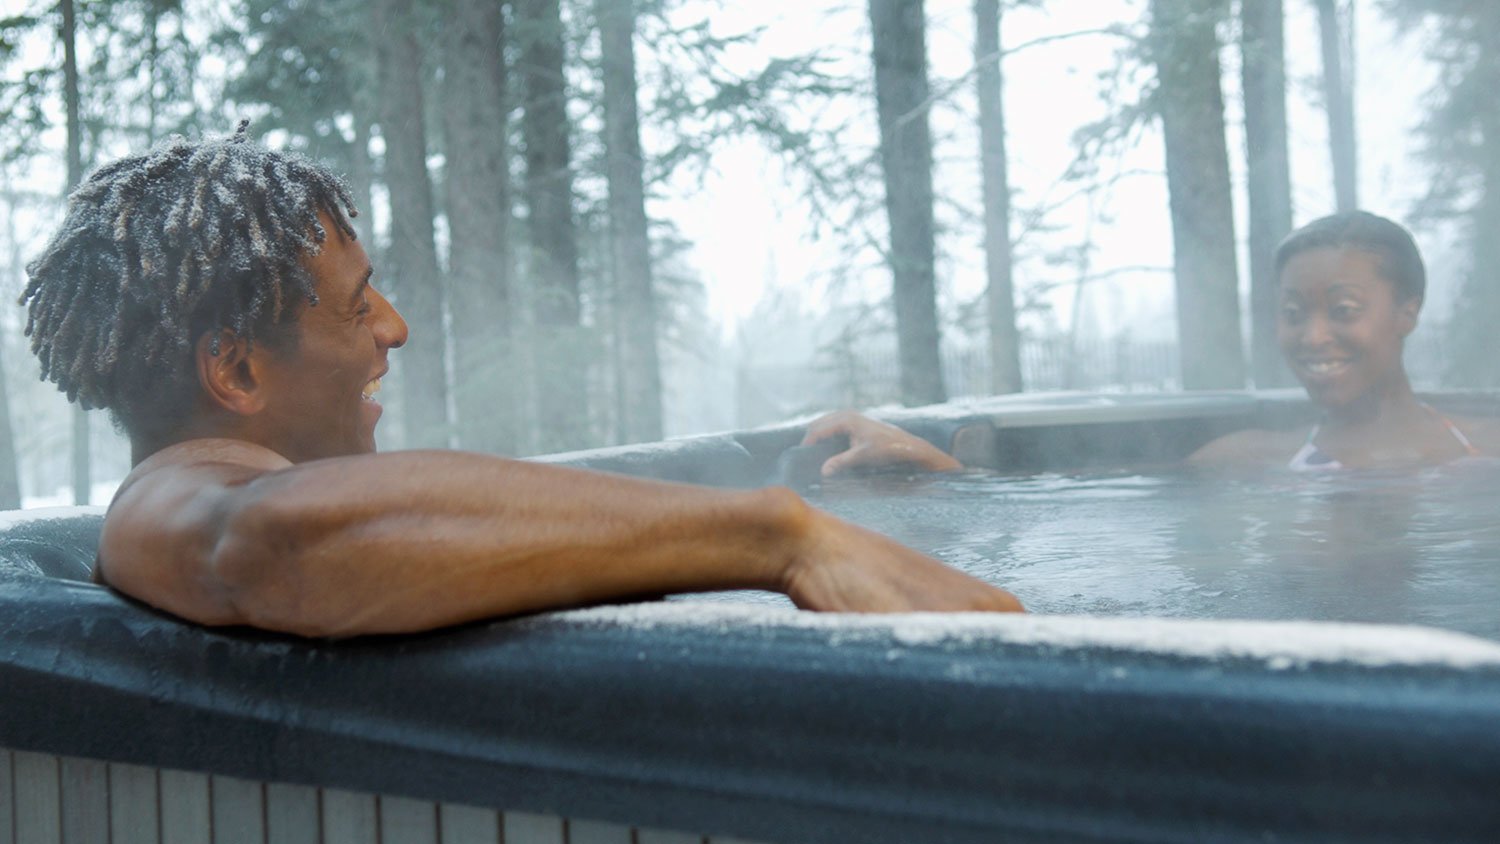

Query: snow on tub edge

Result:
[550,601,1500,671]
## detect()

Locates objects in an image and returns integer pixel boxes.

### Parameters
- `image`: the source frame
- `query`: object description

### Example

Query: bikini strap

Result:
[1289,423,1341,471]
[1421,403,1482,457]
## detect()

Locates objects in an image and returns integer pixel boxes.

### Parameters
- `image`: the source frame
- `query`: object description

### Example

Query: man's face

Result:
[255,217,408,462]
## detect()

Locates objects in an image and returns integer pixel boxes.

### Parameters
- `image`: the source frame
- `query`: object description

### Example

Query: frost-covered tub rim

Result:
[6,537,1500,842]
[553,601,1500,670]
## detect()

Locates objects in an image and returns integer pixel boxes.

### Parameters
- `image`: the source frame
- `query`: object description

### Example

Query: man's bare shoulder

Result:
[114,438,292,505]
[127,438,292,479]
[102,439,293,599]
[1187,427,1305,469]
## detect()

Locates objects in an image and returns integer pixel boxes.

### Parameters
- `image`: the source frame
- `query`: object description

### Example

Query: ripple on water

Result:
[786,466,1500,641]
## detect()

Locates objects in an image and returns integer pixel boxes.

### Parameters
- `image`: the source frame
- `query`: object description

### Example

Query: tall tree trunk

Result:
[146,0,159,145]
[348,32,379,248]
[516,0,588,452]
[347,112,375,247]
[0,327,18,510]
[975,0,1021,395]
[1149,0,1245,389]
[869,0,946,406]
[62,0,90,504]
[1241,0,1294,387]
[1450,7,1500,387]
[372,0,449,448]
[1316,0,1358,211]
[1466,143,1500,388]
[1063,209,1095,391]
[597,0,663,443]
[0,194,23,509]
[443,0,518,454]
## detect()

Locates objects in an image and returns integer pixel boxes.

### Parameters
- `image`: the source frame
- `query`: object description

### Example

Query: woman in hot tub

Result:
[1191,211,1499,470]
[810,211,1500,475]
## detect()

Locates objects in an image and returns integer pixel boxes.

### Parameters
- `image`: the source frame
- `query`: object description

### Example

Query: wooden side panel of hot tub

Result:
[0,749,775,844]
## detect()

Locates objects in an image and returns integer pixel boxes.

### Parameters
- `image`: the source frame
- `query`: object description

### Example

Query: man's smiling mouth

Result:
[362,377,382,401]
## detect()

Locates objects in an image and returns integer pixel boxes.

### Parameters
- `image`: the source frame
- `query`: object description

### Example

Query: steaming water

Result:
[698,461,1500,641]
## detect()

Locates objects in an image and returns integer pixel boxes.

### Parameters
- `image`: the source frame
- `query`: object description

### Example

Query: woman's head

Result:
[1274,212,1424,408]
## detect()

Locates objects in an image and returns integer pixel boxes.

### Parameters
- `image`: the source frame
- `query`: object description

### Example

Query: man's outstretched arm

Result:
[100,440,1022,637]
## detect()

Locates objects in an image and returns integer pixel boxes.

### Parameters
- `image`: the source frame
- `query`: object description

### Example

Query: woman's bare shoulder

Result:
[1448,415,1500,455]
[1187,426,1306,468]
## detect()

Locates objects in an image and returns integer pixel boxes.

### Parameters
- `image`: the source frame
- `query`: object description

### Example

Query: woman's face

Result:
[1277,247,1419,409]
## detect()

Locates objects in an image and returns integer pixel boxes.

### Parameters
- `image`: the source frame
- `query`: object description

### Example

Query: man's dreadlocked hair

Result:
[21,120,359,443]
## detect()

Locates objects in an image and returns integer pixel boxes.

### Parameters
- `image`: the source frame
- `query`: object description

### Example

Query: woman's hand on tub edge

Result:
[781,504,1024,614]
[803,410,962,477]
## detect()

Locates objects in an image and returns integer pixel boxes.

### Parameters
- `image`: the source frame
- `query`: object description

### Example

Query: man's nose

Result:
[372,288,409,349]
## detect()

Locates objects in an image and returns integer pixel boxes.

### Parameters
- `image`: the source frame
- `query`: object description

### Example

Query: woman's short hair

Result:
[1274,210,1426,303]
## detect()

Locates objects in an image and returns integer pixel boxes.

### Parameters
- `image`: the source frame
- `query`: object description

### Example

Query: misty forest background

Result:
[0,0,1494,507]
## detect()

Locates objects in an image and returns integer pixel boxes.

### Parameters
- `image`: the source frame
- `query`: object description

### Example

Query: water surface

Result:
[698,461,1500,641]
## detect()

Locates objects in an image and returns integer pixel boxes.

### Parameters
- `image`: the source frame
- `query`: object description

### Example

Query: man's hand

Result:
[802,410,963,477]
[780,504,1023,613]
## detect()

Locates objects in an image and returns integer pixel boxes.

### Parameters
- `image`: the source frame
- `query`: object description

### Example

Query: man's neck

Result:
[130,417,256,467]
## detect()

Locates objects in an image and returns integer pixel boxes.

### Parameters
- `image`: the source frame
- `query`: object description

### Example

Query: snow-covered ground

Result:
[20,479,122,510]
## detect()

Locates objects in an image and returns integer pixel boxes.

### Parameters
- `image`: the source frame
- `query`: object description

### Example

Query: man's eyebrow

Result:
[349,266,373,303]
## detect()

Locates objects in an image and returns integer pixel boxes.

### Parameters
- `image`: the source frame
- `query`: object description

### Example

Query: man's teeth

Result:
[363,377,381,399]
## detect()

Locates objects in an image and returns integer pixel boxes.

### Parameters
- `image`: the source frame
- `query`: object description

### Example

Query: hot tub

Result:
[4,390,1500,844]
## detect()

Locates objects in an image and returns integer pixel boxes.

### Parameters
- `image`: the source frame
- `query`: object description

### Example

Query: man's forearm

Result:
[210,451,807,636]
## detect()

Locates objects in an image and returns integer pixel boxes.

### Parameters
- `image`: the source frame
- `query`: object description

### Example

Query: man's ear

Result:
[195,330,267,416]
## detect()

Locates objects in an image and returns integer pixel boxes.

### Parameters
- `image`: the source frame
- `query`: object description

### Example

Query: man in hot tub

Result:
[19,125,1022,637]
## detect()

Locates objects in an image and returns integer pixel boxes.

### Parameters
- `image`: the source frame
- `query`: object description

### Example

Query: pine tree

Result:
[221,0,376,242]
[62,0,91,504]
[1241,0,1294,387]
[1386,1,1500,386]
[372,0,450,447]
[443,0,519,454]
[0,184,24,510]
[869,0,946,406]
[517,0,590,452]
[598,0,663,443]
[1148,0,1245,389]
[975,0,1021,395]
[1316,0,1358,211]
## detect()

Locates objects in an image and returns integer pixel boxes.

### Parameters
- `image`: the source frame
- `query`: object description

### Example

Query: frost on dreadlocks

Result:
[20,121,360,444]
